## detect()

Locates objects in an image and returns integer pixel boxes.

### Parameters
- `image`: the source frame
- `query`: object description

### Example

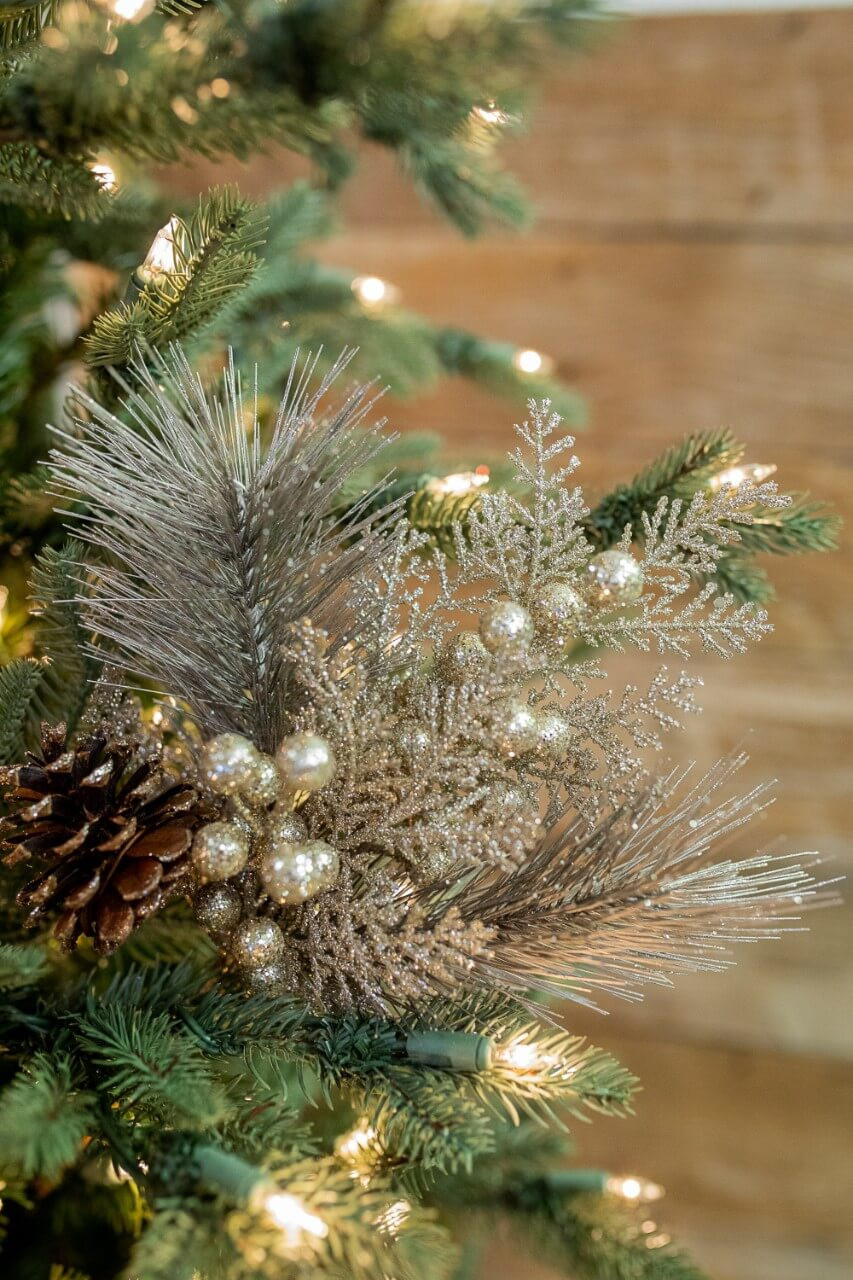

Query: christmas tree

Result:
[0,3,841,1279]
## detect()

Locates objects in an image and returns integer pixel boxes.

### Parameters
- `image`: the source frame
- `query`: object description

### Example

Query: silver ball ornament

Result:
[191,820,250,882]
[242,752,281,807]
[491,697,540,758]
[535,709,573,762]
[199,733,262,796]
[276,732,336,793]
[586,550,644,607]
[479,600,534,655]
[259,838,340,906]
[440,632,489,683]
[530,579,585,639]
[231,917,286,969]
[194,882,242,936]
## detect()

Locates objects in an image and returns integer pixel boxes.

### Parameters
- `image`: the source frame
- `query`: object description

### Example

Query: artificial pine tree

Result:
[0,4,842,1280]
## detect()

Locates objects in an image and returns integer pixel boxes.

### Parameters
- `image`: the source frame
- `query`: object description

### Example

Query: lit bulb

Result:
[335,1122,377,1163]
[709,462,777,492]
[425,467,490,498]
[512,348,554,376]
[260,1191,329,1250]
[495,1040,564,1073]
[110,0,153,19]
[351,275,400,309]
[605,1174,665,1203]
[90,160,117,193]
[138,217,180,282]
[376,1199,411,1236]
[471,101,512,126]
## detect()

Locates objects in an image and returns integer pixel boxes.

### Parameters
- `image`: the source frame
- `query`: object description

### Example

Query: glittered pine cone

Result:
[0,724,204,953]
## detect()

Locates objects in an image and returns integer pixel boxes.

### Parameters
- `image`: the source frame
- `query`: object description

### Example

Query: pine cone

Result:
[0,724,203,953]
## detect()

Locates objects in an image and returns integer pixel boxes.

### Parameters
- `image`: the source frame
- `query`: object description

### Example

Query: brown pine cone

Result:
[0,724,204,953]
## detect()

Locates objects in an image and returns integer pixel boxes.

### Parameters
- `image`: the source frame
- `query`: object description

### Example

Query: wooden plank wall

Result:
[162,11,853,1278]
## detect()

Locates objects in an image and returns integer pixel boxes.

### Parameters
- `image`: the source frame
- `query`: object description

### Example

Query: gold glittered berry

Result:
[535,709,573,762]
[530,579,585,639]
[194,881,243,935]
[586,550,644,607]
[276,733,336,793]
[191,820,250,882]
[440,632,489,683]
[199,733,263,796]
[492,697,539,758]
[231,917,286,970]
[242,753,281,808]
[259,837,340,905]
[479,600,534,655]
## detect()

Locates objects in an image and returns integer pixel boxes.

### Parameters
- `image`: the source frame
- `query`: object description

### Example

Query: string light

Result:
[258,1190,329,1250]
[512,348,554,376]
[605,1174,665,1203]
[709,462,777,492]
[425,467,490,498]
[137,217,180,283]
[471,101,513,126]
[90,159,117,193]
[495,1038,565,1074]
[109,0,153,20]
[496,1040,539,1071]
[376,1199,411,1236]
[351,275,400,310]
[335,1122,377,1164]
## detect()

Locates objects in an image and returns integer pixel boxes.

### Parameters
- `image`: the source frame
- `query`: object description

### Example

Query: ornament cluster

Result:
[191,730,341,990]
[188,550,647,991]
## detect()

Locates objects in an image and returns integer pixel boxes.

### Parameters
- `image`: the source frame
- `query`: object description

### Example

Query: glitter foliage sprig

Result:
[40,348,831,1016]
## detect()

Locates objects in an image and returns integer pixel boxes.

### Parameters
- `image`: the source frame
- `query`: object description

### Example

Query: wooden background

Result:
[165,10,853,1278]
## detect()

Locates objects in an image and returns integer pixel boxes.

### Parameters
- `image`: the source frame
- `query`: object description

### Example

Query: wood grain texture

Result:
[156,10,853,1276]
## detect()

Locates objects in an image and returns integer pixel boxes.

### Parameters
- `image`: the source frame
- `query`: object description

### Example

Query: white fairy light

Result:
[495,1038,563,1074]
[425,468,490,498]
[471,100,512,126]
[512,348,554,376]
[335,1121,377,1163]
[261,1191,329,1249]
[376,1199,411,1236]
[709,462,777,492]
[605,1174,665,1203]
[351,276,400,309]
[138,217,179,282]
[90,160,117,193]
[110,0,153,20]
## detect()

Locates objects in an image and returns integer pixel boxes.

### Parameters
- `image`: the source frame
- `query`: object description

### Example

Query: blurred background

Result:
[160,6,853,1278]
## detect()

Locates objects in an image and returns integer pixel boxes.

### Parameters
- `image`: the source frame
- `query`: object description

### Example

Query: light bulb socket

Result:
[405,1030,493,1072]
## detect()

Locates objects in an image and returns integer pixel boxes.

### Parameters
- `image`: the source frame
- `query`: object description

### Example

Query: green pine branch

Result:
[0,0,60,56]
[583,429,743,547]
[0,939,50,991]
[0,655,44,763]
[0,1050,95,1181]
[508,1184,709,1280]
[76,1004,229,1129]
[84,187,267,368]
[29,537,100,733]
[732,494,841,556]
